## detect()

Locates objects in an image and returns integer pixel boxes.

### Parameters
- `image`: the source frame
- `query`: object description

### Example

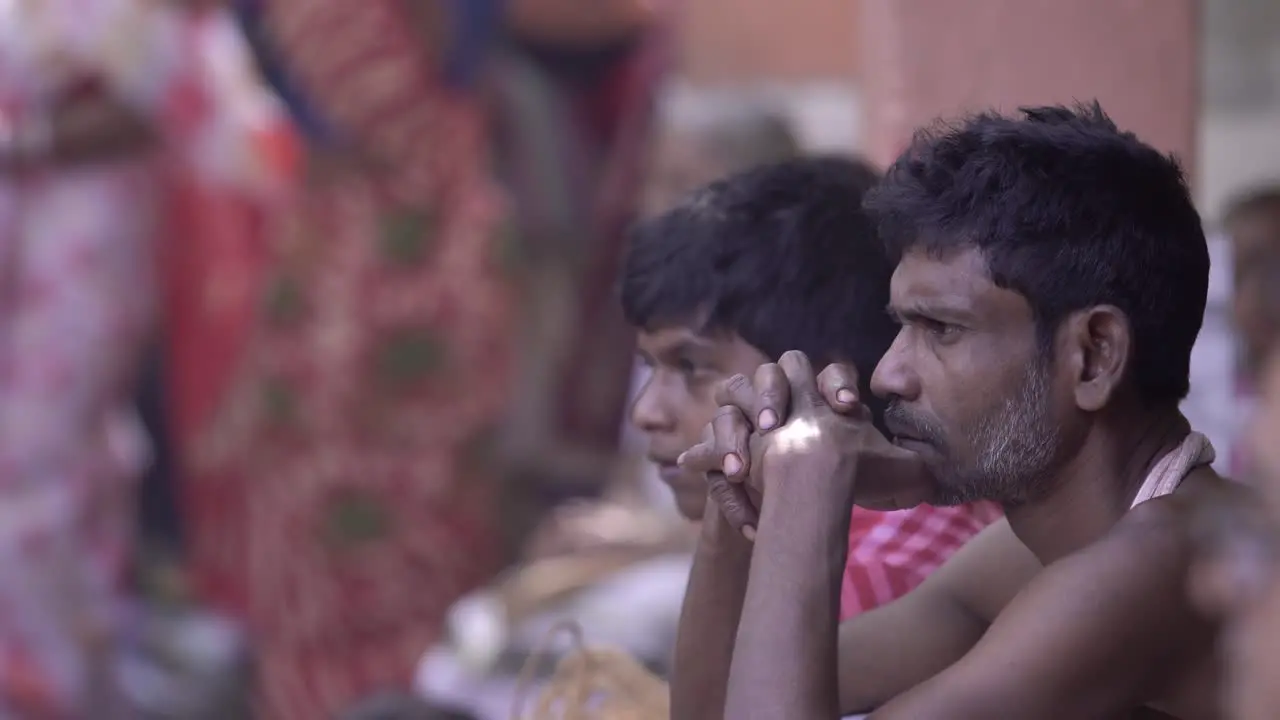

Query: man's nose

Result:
[870,331,921,401]
[630,372,675,433]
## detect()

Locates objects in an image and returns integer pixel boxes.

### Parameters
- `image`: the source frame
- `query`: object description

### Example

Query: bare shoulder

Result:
[868,479,1237,719]
[1054,467,1232,617]
[1113,465,1258,559]
[996,469,1239,717]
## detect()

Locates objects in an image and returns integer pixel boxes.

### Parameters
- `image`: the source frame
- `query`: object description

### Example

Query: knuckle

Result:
[816,364,838,384]
[707,478,731,500]
[716,374,751,404]
[708,478,736,504]
[713,502,746,528]
[714,405,744,424]
[780,350,812,369]
[756,385,781,405]
[756,362,782,381]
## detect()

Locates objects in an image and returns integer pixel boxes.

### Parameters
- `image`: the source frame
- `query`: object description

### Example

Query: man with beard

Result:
[675,103,1252,720]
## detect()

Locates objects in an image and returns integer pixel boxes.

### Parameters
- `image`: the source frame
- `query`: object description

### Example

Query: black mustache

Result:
[883,402,941,445]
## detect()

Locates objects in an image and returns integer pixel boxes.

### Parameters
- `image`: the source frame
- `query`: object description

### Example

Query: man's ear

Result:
[1061,305,1132,412]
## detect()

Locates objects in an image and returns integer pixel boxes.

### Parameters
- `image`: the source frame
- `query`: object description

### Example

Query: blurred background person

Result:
[488,0,677,558]
[1221,187,1280,478]
[153,0,296,592]
[1188,185,1280,720]
[183,0,671,716]
[1188,285,1280,720]
[0,0,188,715]
[1225,186,1280,383]
[114,4,292,715]
[194,1,514,715]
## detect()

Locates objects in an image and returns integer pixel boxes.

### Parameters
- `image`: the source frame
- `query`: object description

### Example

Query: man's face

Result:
[1228,208,1280,376]
[632,326,770,520]
[871,248,1068,506]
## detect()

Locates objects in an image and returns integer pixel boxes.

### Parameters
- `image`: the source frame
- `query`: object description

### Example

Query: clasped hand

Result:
[678,350,934,539]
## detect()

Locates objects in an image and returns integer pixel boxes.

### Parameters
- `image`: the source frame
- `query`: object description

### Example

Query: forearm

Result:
[670,505,754,720]
[726,479,853,719]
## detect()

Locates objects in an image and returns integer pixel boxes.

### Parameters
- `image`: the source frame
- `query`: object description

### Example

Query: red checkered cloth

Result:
[840,502,1004,619]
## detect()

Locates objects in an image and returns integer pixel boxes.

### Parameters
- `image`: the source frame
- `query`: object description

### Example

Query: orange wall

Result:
[675,0,860,84]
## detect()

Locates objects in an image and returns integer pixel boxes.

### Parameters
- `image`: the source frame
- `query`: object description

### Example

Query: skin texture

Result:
[672,247,1245,719]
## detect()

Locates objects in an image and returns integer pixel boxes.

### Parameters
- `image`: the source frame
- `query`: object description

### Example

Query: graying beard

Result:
[949,361,1059,505]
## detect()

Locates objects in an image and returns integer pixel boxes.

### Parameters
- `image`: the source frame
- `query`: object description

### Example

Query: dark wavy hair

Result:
[621,155,899,423]
[864,102,1209,403]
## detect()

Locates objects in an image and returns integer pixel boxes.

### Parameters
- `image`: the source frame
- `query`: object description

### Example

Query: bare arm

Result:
[869,502,1215,720]
[725,469,852,719]
[723,490,1037,718]
[669,503,754,720]
[837,518,1037,713]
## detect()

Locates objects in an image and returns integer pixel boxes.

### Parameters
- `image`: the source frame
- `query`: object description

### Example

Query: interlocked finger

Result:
[752,362,790,432]
[707,471,759,540]
[778,350,821,407]
[714,373,762,426]
[677,423,720,475]
[817,362,861,412]
[710,405,752,480]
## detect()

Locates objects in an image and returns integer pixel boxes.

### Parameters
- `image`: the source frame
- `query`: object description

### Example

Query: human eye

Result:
[675,355,719,385]
[920,318,963,343]
[676,356,705,376]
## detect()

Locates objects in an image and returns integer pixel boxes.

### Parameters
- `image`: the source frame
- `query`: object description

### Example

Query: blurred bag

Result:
[511,623,668,720]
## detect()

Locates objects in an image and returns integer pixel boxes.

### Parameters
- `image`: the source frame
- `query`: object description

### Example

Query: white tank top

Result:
[1129,431,1216,509]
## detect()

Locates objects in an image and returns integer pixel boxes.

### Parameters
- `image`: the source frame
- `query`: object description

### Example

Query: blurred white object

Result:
[119,607,252,720]
[448,593,509,674]
[418,554,693,719]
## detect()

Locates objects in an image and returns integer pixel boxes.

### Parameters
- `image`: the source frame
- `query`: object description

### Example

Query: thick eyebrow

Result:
[887,302,976,325]
[643,335,719,361]
[669,338,719,357]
